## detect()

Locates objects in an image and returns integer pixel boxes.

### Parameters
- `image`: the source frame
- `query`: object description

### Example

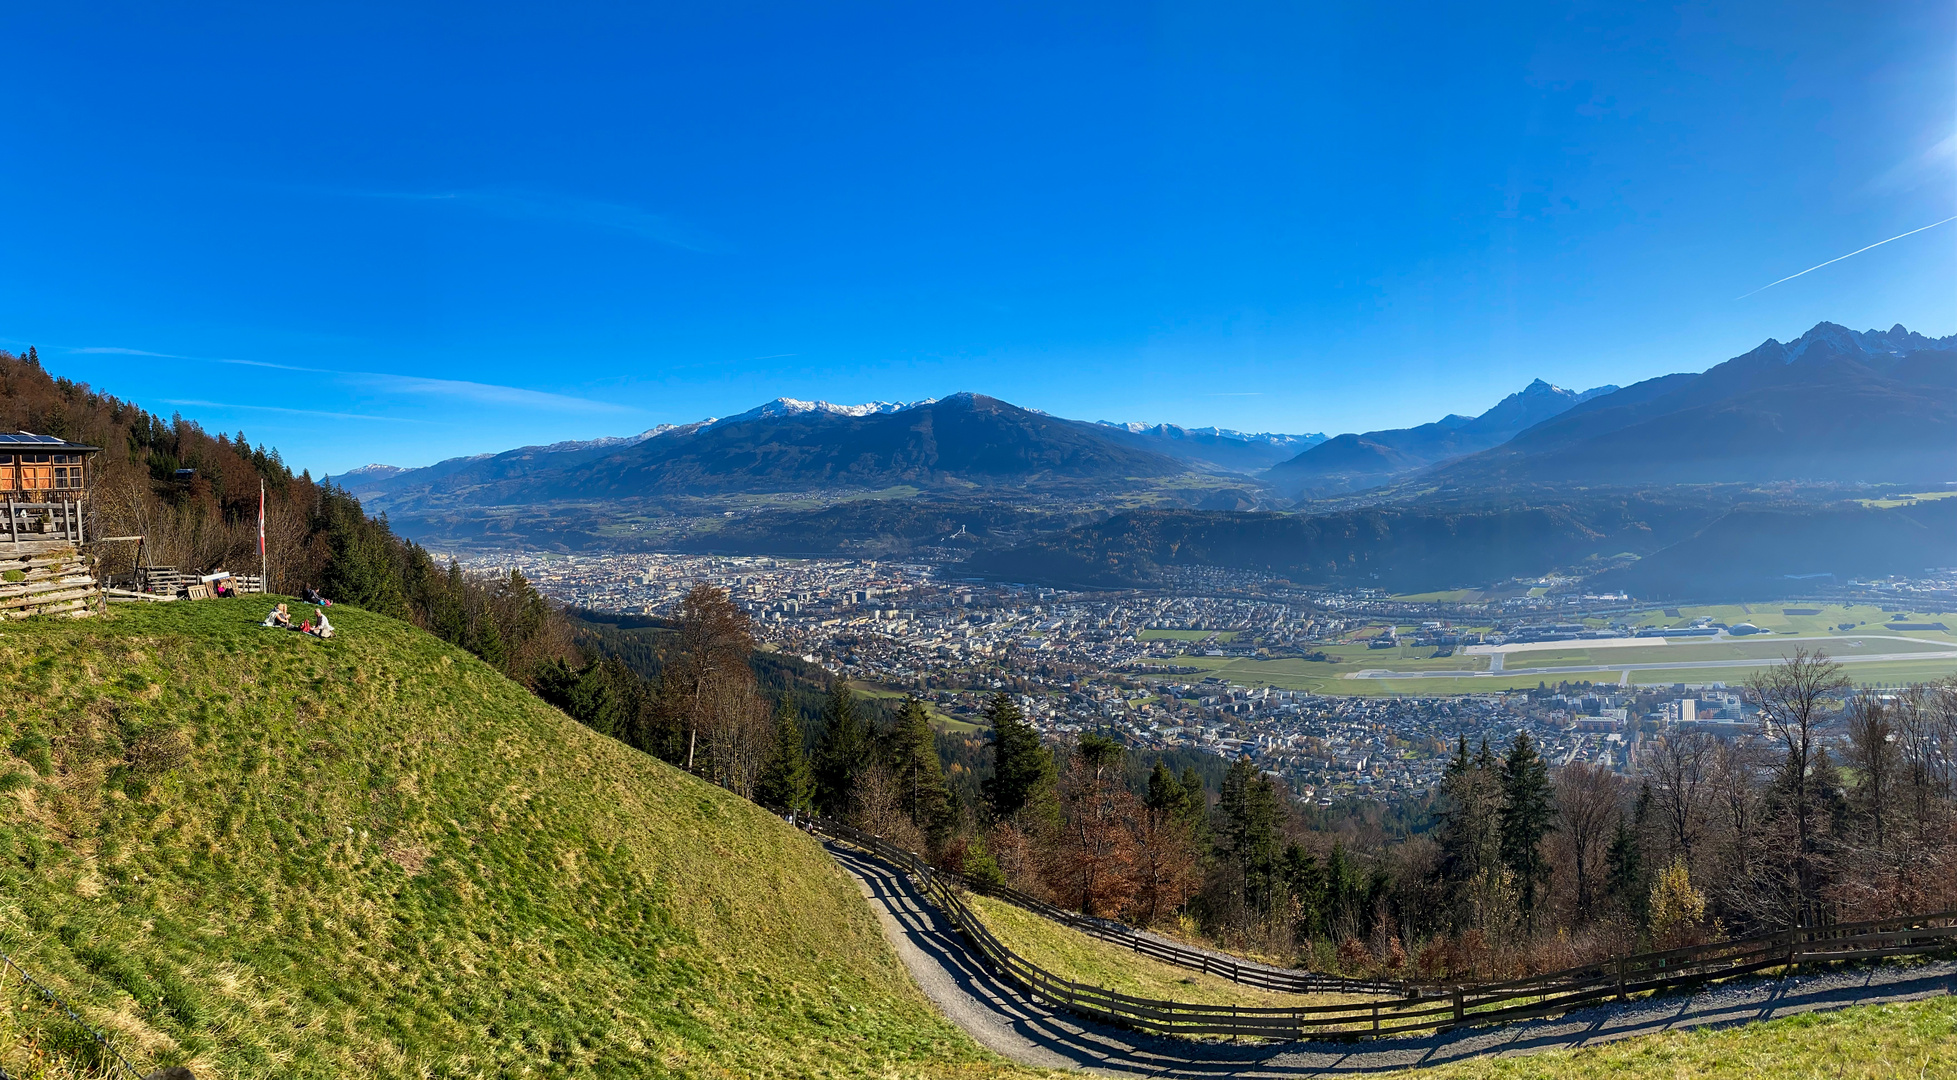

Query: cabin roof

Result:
[0,431,101,453]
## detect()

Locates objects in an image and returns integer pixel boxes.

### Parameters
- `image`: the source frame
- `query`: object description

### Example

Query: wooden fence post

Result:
[1451,986,1464,1024]
[1616,956,1628,1002]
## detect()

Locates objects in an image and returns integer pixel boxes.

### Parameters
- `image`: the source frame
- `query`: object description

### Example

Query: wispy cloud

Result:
[352,187,724,253]
[72,346,633,414]
[165,399,427,424]
[1737,215,1957,300]
[1203,392,1264,397]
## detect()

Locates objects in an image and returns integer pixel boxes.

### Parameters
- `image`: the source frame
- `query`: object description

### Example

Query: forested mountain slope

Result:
[0,602,1025,1079]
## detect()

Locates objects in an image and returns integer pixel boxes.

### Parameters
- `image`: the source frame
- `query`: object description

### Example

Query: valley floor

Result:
[830,844,1957,1078]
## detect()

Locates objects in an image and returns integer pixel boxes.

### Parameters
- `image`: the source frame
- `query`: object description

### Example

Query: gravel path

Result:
[830,843,1957,1077]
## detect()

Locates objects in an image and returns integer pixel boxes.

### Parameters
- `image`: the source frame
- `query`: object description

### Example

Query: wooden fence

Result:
[959,863,1403,995]
[811,816,1957,1042]
[2,499,86,545]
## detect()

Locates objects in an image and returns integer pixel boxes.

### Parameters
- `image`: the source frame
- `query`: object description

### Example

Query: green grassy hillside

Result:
[0,599,1031,1079]
[963,894,1374,1011]
[2,599,1950,1079]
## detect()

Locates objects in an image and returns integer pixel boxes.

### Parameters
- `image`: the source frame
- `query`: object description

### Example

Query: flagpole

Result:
[259,479,267,595]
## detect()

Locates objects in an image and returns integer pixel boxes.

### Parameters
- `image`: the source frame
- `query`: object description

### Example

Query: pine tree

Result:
[1605,818,1647,928]
[1436,736,1503,929]
[887,697,954,850]
[1500,733,1556,930]
[755,699,816,813]
[813,683,868,818]
[1215,757,1283,918]
[981,692,1056,825]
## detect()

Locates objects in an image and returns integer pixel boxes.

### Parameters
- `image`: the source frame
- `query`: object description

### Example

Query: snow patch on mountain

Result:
[716,397,936,424]
[1094,421,1326,448]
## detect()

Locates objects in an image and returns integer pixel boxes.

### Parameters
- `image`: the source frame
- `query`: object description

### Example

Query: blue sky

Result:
[3,2,1952,475]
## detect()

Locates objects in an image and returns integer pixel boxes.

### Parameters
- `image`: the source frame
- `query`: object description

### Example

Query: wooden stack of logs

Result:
[0,539,101,620]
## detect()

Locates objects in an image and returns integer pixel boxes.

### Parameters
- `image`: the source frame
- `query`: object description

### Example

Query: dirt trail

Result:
[829,844,1957,1077]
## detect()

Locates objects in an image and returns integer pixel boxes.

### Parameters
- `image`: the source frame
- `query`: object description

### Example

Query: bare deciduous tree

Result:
[1747,649,1849,926]
[1553,761,1622,921]
[1650,731,1715,866]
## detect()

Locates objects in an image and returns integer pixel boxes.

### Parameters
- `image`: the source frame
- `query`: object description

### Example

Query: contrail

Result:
[1737,214,1957,299]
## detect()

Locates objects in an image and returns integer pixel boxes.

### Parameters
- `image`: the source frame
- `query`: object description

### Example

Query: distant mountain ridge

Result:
[1265,378,1618,495]
[349,392,1194,514]
[1081,421,1327,474]
[1433,321,1957,487]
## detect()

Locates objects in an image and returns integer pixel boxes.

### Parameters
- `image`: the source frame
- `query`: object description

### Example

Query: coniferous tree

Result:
[1214,758,1284,920]
[981,692,1056,825]
[1605,818,1648,929]
[755,699,815,813]
[1284,843,1328,940]
[887,697,954,851]
[1499,733,1556,930]
[1435,737,1503,930]
[813,683,869,818]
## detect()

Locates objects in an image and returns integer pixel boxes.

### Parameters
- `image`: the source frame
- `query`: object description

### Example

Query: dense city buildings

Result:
[459,551,1834,803]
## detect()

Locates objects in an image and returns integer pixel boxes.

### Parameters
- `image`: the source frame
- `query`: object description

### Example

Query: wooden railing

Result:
[959,865,1404,995]
[2,499,86,545]
[810,816,1957,1042]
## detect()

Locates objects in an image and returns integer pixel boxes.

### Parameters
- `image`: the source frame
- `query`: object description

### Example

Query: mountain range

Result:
[1264,379,1618,496]
[1428,322,1957,488]
[332,322,1957,577]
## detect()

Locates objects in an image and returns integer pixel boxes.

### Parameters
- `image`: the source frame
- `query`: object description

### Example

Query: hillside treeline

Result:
[1,347,578,680]
[756,650,1957,981]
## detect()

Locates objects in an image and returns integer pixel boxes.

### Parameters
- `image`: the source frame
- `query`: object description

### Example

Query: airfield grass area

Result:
[1627,657,1957,688]
[1624,603,1956,637]
[1494,636,1954,669]
[1858,489,1957,509]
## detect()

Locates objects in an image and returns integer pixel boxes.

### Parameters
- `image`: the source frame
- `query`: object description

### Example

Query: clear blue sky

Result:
[3,2,1952,474]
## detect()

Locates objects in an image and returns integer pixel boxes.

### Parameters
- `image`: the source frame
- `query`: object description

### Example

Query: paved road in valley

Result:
[828,843,1957,1077]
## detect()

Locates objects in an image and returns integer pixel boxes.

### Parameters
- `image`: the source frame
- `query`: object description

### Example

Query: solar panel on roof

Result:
[0,432,65,444]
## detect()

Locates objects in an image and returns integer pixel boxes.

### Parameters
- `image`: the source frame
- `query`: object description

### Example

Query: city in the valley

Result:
[471,548,1957,805]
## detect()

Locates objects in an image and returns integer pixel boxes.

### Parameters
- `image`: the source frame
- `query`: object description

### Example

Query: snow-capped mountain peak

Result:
[716,397,935,423]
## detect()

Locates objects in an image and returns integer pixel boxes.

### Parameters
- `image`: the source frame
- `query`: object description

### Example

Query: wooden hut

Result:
[1,431,103,618]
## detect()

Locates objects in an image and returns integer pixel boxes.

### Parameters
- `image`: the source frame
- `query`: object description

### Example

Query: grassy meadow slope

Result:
[0,600,1028,1079]
[1,600,1951,1079]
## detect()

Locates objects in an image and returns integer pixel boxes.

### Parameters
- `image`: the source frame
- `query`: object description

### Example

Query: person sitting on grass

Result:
[260,602,291,629]
[303,607,335,640]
